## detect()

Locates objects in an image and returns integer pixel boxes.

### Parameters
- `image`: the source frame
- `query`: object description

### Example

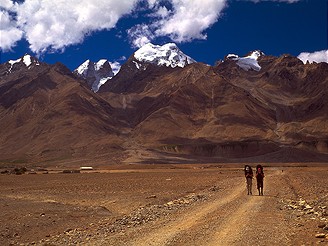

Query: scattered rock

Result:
[65,228,73,233]
[288,204,298,210]
[146,195,157,199]
[299,200,306,206]
[315,233,326,238]
[318,223,326,228]
[209,186,220,192]
[306,209,315,214]
[11,167,27,175]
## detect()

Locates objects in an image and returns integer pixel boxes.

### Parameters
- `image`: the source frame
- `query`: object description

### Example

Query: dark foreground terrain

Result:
[1,163,327,245]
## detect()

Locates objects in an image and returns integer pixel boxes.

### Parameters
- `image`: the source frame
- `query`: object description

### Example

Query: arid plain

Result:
[1,163,327,245]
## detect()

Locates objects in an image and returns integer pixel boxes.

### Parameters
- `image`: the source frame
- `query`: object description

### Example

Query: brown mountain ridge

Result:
[0,52,328,165]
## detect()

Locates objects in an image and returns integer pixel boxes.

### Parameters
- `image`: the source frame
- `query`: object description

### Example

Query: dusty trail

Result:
[3,167,327,245]
[113,169,292,246]
[207,169,291,246]
[130,182,245,246]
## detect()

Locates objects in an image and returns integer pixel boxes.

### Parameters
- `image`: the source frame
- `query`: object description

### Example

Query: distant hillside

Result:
[1,47,328,165]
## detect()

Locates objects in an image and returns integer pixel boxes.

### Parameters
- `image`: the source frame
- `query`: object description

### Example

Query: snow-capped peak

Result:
[74,59,115,92]
[226,50,264,71]
[226,54,239,59]
[7,54,39,72]
[250,50,264,59]
[75,60,91,76]
[133,43,196,69]
[95,59,107,71]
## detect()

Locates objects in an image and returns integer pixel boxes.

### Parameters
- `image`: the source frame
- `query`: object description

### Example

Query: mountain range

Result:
[1,43,328,165]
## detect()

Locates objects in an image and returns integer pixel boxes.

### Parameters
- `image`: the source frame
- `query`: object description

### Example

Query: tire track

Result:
[207,191,263,245]
[130,178,247,246]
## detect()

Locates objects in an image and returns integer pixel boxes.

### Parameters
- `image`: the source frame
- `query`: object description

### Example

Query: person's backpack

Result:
[244,165,253,176]
[256,164,264,175]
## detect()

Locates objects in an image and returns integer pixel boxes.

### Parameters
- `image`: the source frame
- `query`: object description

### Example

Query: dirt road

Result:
[99,169,292,246]
[1,166,327,245]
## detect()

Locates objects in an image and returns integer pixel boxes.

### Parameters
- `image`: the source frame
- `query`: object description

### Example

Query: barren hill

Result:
[1,52,328,165]
[0,57,126,164]
[99,53,328,163]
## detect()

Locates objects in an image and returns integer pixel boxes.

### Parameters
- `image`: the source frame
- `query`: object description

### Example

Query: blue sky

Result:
[1,0,327,70]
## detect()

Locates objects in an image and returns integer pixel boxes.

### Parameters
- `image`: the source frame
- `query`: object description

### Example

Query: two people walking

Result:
[244,164,264,196]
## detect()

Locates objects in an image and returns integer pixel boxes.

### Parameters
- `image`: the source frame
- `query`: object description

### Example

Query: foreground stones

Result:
[282,198,328,242]
[315,233,326,238]
[21,192,209,245]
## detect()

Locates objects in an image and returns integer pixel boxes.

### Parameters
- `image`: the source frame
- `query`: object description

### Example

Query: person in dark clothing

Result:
[256,165,264,196]
[244,165,253,195]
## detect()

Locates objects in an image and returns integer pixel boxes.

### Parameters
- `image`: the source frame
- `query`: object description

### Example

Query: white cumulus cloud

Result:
[0,10,23,51]
[297,50,328,64]
[155,0,226,42]
[127,24,155,48]
[127,0,227,46]
[0,0,14,9]
[146,0,158,8]
[1,0,138,53]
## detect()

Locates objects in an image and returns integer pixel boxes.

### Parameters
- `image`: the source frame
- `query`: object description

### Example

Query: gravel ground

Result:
[0,164,327,245]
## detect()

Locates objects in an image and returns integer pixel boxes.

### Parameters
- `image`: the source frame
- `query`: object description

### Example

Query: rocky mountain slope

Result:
[1,46,328,164]
[99,48,328,162]
[0,55,126,163]
[74,59,114,92]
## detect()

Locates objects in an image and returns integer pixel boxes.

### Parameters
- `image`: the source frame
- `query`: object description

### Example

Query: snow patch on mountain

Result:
[23,54,32,67]
[110,62,121,76]
[298,50,328,64]
[227,51,264,71]
[8,58,21,67]
[76,60,91,76]
[133,61,142,70]
[133,43,196,69]
[95,59,107,70]
[74,59,115,92]
[226,54,239,60]
[8,54,39,72]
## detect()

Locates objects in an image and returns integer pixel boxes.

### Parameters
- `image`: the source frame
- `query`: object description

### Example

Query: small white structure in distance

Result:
[80,166,93,171]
